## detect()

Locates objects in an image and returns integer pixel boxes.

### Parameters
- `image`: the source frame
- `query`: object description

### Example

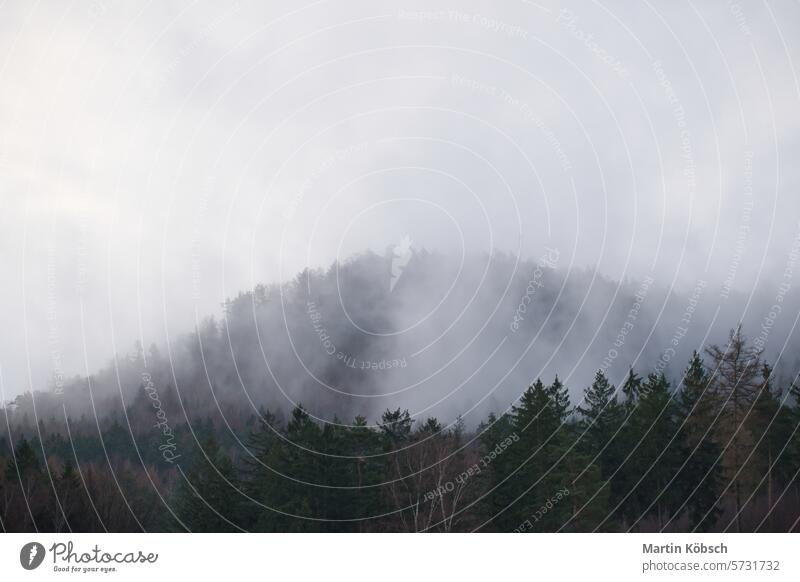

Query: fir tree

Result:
[674,351,723,532]
[577,370,624,478]
[746,363,791,530]
[172,437,243,532]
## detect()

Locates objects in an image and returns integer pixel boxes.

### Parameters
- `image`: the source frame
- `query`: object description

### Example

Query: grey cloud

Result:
[1,0,799,412]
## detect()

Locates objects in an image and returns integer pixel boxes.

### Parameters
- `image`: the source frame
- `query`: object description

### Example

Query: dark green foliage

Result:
[744,362,793,531]
[171,437,243,532]
[2,331,800,532]
[620,373,682,530]
[577,370,624,479]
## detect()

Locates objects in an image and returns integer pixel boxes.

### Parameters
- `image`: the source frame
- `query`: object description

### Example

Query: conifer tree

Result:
[344,415,384,531]
[622,368,643,408]
[548,375,571,420]
[675,352,723,532]
[172,437,242,532]
[279,406,324,531]
[242,409,287,531]
[4,437,43,531]
[54,460,87,532]
[624,373,680,529]
[508,379,562,528]
[478,412,517,529]
[746,362,791,530]
[577,370,624,478]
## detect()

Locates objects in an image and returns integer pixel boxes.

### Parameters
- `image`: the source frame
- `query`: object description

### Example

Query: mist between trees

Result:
[2,252,800,532]
[2,325,799,532]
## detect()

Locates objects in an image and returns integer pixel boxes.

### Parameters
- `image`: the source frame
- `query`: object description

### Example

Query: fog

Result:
[2,1,800,425]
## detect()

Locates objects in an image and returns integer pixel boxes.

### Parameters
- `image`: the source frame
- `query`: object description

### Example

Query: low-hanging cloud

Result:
[1,0,799,423]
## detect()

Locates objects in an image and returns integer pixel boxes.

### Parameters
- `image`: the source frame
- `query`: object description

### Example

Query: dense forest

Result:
[2,253,800,532]
[2,326,800,532]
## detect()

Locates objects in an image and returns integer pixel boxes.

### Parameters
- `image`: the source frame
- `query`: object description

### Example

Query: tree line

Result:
[2,326,800,532]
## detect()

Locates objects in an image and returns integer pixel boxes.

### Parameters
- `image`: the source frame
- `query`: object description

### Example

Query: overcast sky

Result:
[2,0,799,399]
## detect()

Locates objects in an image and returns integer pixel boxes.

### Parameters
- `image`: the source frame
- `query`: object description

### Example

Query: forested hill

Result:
[3,251,800,532]
[5,250,799,427]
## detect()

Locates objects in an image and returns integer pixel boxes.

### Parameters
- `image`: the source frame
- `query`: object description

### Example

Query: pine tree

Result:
[279,406,324,531]
[577,370,624,477]
[378,408,413,447]
[624,373,681,529]
[343,415,383,532]
[675,351,723,532]
[613,367,643,525]
[556,433,609,532]
[242,409,291,531]
[508,379,563,529]
[548,375,571,420]
[4,437,43,531]
[622,368,643,408]
[746,362,791,530]
[172,437,242,532]
[478,412,517,529]
[787,380,800,522]
[54,460,85,532]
